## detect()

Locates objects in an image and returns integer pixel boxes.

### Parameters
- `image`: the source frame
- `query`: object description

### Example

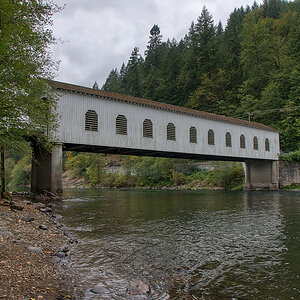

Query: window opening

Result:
[208,129,215,145]
[240,134,246,149]
[265,138,270,151]
[189,127,197,143]
[116,114,127,135]
[167,123,176,141]
[226,132,232,147]
[253,136,258,150]
[143,119,153,138]
[85,110,98,131]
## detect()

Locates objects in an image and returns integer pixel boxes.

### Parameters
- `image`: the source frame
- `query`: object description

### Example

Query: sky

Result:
[51,0,263,88]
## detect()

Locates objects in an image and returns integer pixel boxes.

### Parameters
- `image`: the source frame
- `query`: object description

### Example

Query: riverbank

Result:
[0,194,83,300]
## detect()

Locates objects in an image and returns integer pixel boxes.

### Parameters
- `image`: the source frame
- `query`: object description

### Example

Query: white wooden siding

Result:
[55,91,280,160]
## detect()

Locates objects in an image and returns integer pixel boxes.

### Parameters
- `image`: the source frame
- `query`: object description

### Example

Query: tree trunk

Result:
[1,147,5,199]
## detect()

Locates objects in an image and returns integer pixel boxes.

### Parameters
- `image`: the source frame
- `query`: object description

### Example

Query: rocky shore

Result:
[0,193,83,300]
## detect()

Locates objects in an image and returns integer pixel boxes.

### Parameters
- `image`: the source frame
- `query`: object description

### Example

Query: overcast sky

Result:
[51,0,263,88]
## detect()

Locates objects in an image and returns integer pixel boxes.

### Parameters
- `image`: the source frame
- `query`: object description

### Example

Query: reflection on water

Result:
[59,189,300,299]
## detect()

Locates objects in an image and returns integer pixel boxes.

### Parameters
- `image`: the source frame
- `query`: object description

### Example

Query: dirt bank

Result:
[0,194,83,300]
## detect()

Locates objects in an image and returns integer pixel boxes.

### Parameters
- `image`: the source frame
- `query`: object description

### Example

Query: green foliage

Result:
[279,149,300,161]
[134,157,175,187]
[0,0,61,150]
[172,170,186,186]
[65,152,106,182]
[186,164,244,190]
[63,152,245,190]
[9,156,31,186]
[282,183,300,190]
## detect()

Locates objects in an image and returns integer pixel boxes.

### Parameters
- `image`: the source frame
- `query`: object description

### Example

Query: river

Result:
[58,189,300,299]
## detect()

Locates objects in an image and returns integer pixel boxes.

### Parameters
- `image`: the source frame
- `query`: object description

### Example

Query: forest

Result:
[4,0,300,189]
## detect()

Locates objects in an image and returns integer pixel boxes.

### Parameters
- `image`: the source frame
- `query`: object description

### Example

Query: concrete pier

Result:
[31,144,63,195]
[244,160,279,190]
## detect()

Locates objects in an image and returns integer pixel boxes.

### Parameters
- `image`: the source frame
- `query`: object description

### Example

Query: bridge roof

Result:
[50,80,279,133]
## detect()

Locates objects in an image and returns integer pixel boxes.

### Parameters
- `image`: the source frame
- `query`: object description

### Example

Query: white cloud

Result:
[51,0,263,88]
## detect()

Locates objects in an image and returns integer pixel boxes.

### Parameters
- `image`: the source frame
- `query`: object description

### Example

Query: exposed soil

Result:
[0,194,83,300]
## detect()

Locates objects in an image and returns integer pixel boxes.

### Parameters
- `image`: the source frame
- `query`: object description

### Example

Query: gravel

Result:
[0,196,83,300]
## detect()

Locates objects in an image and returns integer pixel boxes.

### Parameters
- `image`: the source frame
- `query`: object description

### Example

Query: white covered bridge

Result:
[31,81,280,194]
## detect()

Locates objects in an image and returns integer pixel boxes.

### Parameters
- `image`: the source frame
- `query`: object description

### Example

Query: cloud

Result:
[52,0,263,88]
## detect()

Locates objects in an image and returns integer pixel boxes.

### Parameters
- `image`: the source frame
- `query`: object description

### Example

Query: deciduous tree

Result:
[0,0,60,197]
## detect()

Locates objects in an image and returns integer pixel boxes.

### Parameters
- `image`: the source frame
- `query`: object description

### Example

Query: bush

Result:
[172,170,186,186]
[279,150,300,162]
[134,157,175,186]
[65,152,106,181]
[9,156,31,186]
[207,164,244,189]
[185,164,244,190]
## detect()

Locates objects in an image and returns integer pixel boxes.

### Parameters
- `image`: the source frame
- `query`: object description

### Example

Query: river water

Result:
[59,189,300,299]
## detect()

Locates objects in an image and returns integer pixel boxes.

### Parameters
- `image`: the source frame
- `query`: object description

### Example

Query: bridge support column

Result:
[31,144,63,195]
[244,160,279,190]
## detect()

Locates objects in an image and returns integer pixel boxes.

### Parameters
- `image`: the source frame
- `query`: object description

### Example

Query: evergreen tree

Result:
[145,24,162,56]
[93,81,99,89]
[123,47,143,97]
[262,0,289,18]
[193,6,216,74]
[102,69,121,92]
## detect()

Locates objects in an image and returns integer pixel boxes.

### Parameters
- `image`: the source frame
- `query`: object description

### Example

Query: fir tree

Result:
[93,81,99,90]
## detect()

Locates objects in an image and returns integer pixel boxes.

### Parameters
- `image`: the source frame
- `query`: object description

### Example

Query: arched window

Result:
[265,138,270,151]
[189,126,197,143]
[167,123,176,141]
[240,134,246,149]
[208,129,215,145]
[143,119,153,138]
[253,136,258,150]
[225,132,232,147]
[116,114,127,135]
[85,110,98,131]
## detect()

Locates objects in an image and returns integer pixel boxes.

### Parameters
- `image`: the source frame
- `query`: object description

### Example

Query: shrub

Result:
[9,156,31,186]
[134,157,175,186]
[279,150,300,162]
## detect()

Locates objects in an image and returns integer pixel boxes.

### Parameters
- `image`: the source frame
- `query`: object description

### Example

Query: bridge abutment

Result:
[31,144,63,195]
[244,160,279,190]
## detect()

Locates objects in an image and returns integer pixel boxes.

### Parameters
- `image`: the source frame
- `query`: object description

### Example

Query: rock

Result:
[10,203,24,211]
[55,251,66,258]
[12,237,26,243]
[0,200,10,206]
[35,202,46,209]
[52,214,63,219]
[130,281,151,295]
[50,256,60,264]
[28,246,43,253]
[21,217,35,222]
[0,228,13,237]
[60,244,70,253]
[59,259,69,266]
[23,200,32,205]
[40,207,53,213]
[68,238,78,244]
[90,283,109,295]
[39,224,48,230]
[2,191,12,201]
